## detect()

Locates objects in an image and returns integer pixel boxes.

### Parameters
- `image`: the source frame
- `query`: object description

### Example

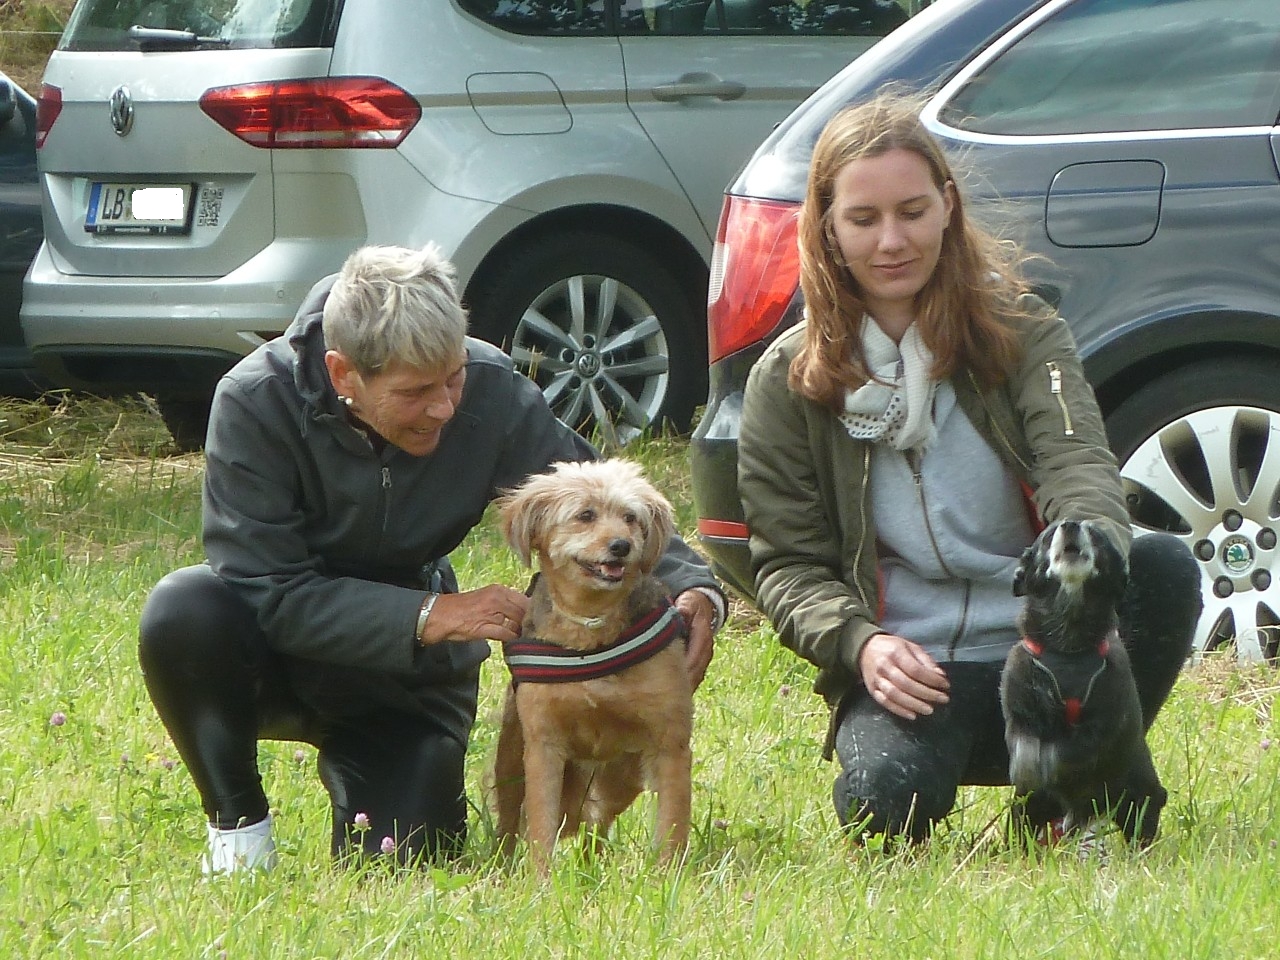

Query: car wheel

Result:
[1106,358,1280,662]
[156,397,211,453]
[468,232,701,447]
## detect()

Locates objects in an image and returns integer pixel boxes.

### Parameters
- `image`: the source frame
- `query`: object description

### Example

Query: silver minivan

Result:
[22,0,910,447]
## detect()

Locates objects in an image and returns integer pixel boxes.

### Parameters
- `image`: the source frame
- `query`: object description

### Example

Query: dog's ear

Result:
[497,483,547,568]
[637,487,677,574]
[1012,543,1036,597]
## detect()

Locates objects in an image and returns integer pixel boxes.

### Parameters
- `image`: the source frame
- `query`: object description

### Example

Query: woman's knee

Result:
[322,724,469,865]
[139,565,260,672]
[1122,535,1201,677]
[1129,533,1200,597]
[833,759,957,841]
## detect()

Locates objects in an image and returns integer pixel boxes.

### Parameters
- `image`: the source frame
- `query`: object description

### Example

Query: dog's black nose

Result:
[1058,520,1084,553]
[608,538,632,558]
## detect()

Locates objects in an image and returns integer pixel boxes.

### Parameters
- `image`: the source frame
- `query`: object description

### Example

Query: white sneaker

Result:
[203,815,278,876]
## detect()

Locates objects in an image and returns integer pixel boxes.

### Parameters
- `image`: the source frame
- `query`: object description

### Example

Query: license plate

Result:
[85,182,194,235]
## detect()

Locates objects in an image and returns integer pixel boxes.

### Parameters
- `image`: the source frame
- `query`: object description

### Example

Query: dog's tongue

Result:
[601,561,626,579]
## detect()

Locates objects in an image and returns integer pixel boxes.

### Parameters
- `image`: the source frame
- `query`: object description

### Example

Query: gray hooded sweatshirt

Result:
[871,381,1035,663]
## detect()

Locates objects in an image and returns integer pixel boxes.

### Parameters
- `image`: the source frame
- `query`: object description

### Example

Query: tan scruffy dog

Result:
[492,458,693,872]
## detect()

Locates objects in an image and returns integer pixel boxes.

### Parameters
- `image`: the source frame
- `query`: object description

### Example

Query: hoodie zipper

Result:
[906,449,957,580]
[906,448,969,654]
[1046,361,1075,436]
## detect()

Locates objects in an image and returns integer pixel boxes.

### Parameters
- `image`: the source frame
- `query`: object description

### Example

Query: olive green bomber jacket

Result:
[737,306,1130,754]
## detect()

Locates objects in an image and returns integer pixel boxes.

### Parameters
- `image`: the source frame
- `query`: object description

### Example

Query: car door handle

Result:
[650,73,746,102]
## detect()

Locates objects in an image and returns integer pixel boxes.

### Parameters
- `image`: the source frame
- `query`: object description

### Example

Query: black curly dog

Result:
[1000,519,1167,846]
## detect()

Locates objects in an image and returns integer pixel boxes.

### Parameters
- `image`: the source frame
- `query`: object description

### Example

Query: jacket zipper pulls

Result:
[1047,362,1075,436]
[851,446,873,610]
[380,466,392,537]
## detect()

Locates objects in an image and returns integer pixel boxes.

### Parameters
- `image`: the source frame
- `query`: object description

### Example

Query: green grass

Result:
[0,0,69,90]
[2,395,1279,957]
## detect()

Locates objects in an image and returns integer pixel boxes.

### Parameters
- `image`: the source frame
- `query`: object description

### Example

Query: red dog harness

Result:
[1019,635,1111,727]
[504,600,685,684]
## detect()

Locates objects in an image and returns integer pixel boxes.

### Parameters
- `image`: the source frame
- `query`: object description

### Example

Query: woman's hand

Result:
[674,589,716,691]
[419,584,529,644]
[858,632,950,720]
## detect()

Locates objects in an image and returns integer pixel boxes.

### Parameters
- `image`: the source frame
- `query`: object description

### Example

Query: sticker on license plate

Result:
[85,182,195,235]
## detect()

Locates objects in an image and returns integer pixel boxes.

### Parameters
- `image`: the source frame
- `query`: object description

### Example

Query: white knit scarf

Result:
[839,316,938,452]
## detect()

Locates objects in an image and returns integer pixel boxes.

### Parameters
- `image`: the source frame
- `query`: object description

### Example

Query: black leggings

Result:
[832,532,1201,840]
[138,564,473,864]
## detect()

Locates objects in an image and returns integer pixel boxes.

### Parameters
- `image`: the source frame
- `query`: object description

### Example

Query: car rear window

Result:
[59,0,342,51]
[940,0,1280,136]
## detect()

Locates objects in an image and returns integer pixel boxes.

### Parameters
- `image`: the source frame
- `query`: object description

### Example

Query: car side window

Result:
[457,0,609,34]
[695,0,908,36]
[940,0,1280,136]
[460,0,908,36]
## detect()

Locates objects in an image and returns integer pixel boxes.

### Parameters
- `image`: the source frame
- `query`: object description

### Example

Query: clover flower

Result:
[49,711,67,727]
[380,836,396,856]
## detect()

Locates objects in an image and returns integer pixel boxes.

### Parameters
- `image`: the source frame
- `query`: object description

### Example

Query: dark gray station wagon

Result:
[690,0,1280,661]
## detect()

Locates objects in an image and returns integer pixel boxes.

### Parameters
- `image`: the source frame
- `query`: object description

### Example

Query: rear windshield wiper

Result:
[127,25,231,51]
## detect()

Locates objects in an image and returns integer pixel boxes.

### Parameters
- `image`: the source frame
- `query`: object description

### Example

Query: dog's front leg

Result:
[650,742,692,864]
[492,686,526,859]
[523,738,568,874]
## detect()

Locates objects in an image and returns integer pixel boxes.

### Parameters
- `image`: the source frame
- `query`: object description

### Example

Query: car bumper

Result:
[689,345,765,598]
[19,237,352,396]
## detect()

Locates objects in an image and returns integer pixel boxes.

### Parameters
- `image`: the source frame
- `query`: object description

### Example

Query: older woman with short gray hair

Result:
[139,244,724,874]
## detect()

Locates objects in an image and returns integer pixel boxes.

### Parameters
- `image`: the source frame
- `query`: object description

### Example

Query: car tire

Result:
[1106,358,1280,662]
[468,232,702,447]
[156,397,211,453]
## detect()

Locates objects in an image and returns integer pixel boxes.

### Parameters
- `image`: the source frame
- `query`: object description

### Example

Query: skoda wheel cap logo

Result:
[1221,535,1254,574]
[109,85,134,136]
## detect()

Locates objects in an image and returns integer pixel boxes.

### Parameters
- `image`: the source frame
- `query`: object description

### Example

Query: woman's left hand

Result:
[420,584,529,644]
[674,589,716,690]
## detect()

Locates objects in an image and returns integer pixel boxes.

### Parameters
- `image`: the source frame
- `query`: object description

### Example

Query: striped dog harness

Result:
[504,599,685,684]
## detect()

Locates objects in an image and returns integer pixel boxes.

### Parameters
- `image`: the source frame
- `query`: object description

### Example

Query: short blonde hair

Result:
[322,244,468,376]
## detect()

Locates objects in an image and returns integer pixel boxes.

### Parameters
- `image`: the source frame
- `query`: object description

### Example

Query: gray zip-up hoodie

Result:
[872,382,1034,663]
[202,274,720,736]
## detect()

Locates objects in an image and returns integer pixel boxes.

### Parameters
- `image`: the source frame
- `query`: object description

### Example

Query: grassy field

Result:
[0,1,67,90]
[1,395,1278,958]
[2,3,1279,955]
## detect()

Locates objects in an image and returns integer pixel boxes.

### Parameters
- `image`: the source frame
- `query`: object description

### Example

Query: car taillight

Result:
[35,83,61,149]
[706,195,801,362]
[199,77,421,149]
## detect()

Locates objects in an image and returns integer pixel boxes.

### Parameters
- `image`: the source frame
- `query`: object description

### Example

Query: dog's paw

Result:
[1008,734,1060,792]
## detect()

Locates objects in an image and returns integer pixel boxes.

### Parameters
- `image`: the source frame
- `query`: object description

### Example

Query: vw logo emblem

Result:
[109,85,134,136]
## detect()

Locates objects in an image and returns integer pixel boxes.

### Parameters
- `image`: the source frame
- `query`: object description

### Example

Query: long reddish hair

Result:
[791,88,1040,411]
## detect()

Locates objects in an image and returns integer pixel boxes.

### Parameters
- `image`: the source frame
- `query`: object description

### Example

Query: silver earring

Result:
[339,395,354,407]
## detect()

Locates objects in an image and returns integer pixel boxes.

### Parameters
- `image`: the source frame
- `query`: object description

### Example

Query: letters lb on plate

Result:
[85,182,195,235]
